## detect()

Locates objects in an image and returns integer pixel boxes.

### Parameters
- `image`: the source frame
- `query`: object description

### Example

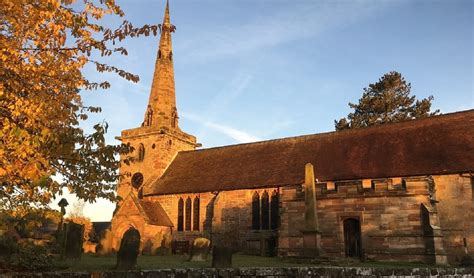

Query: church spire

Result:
[144,0,179,129]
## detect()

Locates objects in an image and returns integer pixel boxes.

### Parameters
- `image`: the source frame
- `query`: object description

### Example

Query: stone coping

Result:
[2,266,473,278]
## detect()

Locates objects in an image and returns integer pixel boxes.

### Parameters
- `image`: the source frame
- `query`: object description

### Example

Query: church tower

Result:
[117,1,198,199]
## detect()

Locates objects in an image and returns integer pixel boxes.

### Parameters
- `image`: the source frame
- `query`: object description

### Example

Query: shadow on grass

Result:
[59,254,439,271]
[59,253,301,271]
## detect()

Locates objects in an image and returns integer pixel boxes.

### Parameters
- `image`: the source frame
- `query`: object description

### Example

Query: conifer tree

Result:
[335,71,439,131]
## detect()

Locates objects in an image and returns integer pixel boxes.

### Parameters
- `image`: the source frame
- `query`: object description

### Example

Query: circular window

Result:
[131,172,144,189]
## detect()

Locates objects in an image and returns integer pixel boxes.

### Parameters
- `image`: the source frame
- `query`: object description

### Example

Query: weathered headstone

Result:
[461,255,473,267]
[172,240,189,255]
[189,237,211,262]
[212,246,232,268]
[97,229,114,255]
[142,239,153,255]
[116,227,140,270]
[155,233,172,255]
[62,222,84,259]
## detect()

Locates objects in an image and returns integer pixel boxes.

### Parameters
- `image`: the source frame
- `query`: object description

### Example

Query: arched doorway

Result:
[343,218,362,258]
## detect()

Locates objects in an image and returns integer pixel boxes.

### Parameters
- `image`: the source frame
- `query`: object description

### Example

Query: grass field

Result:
[60,253,302,271]
[57,253,434,272]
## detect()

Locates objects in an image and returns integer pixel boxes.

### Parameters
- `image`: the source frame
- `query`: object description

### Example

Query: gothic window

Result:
[261,191,270,230]
[185,197,192,231]
[251,192,260,230]
[138,143,145,162]
[177,198,184,231]
[193,196,200,231]
[270,191,279,229]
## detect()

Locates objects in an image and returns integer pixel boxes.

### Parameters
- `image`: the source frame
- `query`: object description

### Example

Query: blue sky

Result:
[52,0,473,221]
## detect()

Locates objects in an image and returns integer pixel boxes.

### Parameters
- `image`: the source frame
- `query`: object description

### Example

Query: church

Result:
[110,1,474,265]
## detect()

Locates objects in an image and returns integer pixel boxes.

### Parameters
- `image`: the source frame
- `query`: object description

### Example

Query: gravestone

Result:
[62,222,84,259]
[142,239,153,255]
[155,234,172,255]
[189,237,211,262]
[172,240,189,255]
[461,255,473,267]
[116,227,141,270]
[212,246,232,268]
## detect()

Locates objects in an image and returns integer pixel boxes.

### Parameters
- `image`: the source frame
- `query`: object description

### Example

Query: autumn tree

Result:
[335,71,440,131]
[0,0,159,210]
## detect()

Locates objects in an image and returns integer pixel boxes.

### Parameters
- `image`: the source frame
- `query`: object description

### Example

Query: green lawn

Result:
[60,253,301,271]
[57,253,438,272]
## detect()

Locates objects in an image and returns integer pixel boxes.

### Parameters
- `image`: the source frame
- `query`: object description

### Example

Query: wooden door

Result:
[343,218,362,258]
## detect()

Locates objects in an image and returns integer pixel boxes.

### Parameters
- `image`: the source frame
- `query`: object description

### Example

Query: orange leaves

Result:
[0,0,156,209]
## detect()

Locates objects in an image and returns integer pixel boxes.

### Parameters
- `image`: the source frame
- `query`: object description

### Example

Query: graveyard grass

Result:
[58,254,430,271]
[59,254,300,271]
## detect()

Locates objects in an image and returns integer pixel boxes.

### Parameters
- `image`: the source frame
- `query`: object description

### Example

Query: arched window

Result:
[145,107,153,126]
[138,143,145,162]
[193,196,200,231]
[261,191,270,230]
[270,191,279,229]
[158,50,162,59]
[171,108,178,128]
[177,198,184,231]
[169,51,173,61]
[185,197,192,231]
[251,192,260,230]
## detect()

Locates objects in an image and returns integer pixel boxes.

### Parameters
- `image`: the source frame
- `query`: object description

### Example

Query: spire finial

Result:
[163,0,171,26]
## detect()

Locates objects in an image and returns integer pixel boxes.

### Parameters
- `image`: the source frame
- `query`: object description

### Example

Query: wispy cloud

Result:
[206,72,254,117]
[181,112,261,143]
[178,1,396,63]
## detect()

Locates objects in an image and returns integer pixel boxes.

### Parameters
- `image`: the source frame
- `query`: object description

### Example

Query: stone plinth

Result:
[301,230,324,257]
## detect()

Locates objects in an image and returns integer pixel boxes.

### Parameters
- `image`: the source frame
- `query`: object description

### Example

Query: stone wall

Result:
[435,174,474,264]
[110,195,171,252]
[148,187,279,255]
[279,176,451,263]
[117,127,196,199]
[111,172,472,264]
[4,266,473,278]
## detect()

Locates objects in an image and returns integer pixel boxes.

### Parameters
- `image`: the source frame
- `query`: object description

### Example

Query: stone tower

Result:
[117,0,197,199]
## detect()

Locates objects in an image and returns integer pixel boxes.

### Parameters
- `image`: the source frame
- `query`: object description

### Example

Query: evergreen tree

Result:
[335,71,439,131]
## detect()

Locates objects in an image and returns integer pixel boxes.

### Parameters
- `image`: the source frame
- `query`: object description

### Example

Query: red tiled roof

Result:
[138,199,173,226]
[121,193,173,226]
[146,110,474,196]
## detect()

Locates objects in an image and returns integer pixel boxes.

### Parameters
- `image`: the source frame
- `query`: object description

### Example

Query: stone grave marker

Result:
[142,239,153,255]
[212,245,232,268]
[189,237,211,262]
[62,221,84,259]
[155,234,172,255]
[172,240,189,255]
[116,227,141,270]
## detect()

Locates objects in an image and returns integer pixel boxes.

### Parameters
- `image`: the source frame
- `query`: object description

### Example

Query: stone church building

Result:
[110,2,474,265]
